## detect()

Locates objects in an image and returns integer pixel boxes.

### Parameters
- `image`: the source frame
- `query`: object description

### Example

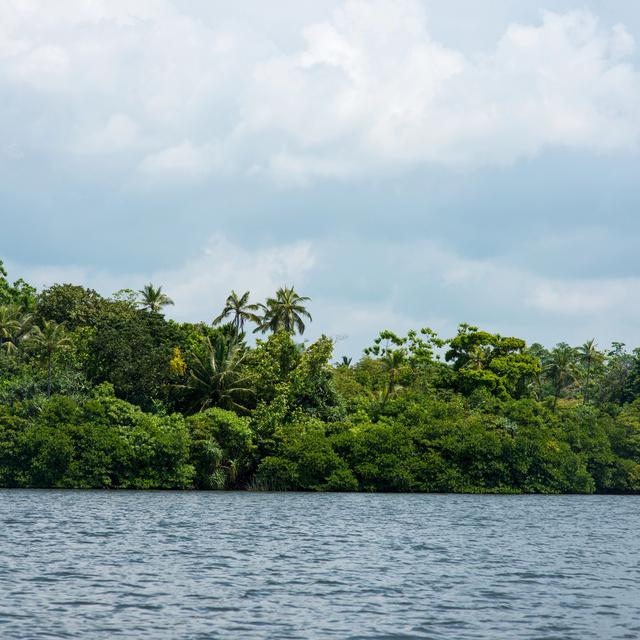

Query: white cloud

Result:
[8,235,316,325]
[528,279,640,314]
[155,235,316,321]
[244,4,640,174]
[313,300,429,351]
[9,234,640,353]
[3,262,125,299]
[0,1,638,182]
[76,113,139,154]
[263,151,357,185]
[402,239,640,318]
[308,237,640,350]
[140,140,214,176]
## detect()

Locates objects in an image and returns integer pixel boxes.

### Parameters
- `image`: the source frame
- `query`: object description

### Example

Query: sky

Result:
[1,0,639,357]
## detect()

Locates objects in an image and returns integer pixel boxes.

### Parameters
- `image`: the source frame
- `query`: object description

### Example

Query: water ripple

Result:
[0,491,639,639]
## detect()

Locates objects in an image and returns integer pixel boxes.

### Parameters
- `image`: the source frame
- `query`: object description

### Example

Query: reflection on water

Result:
[0,491,638,639]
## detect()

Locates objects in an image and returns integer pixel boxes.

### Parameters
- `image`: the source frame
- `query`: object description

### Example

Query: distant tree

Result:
[0,259,37,309]
[0,305,21,354]
[255,287,312,335]
[526,343,549,399]
[110,289,138,305]
[544,343,578,410]
[600,342,635,405]
[86,300,180,409]
[36,284,104,329]
[138,284,174,313]
[213,290,262,334]
[624,348,640,405]
[30,320,73,396]
[364,331,409,407]
[445,324,540,399]
[249,332,343,426]
[577,339,603,405]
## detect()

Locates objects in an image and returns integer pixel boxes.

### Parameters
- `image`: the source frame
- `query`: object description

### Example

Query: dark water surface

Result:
[0,492,638,639]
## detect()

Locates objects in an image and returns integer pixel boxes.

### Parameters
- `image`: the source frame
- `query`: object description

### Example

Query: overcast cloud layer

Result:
[1,0,640,355]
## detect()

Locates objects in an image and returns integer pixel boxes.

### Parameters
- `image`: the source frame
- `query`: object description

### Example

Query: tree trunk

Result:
[553,382,560,412]
[584,360,591,405]
[382,370,395,409]
[47,355,52,397]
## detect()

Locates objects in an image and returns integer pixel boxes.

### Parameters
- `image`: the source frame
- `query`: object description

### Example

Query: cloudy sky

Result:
[1,0,639,356]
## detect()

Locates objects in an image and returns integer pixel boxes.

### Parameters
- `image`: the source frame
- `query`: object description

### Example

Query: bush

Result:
[0,389,194,489]
[187,408,254,489]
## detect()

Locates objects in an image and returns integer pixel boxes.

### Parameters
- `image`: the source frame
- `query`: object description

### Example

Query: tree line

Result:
[1,259,639,492]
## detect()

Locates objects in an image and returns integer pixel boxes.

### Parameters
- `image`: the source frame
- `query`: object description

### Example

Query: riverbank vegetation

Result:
[1,259,639,493]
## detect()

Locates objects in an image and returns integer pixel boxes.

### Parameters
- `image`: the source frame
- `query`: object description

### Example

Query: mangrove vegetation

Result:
[1,259,639,493]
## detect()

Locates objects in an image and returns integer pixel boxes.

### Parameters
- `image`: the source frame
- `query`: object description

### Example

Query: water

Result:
[0,492,638,639]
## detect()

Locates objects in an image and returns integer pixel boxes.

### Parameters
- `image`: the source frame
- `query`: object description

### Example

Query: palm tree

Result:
[254,286,312,335]
[0,305,20,353]
[577,339,602,405]
[30,320,72,396]
[213,290,262,334]
[137,284,174,313]
[545,343,577,411]
[601,342,634,405]
[381,348,405,407]
[0,304,32,354]
[182,334,252,412]
[463,344,491,371]
[526,343,548,399]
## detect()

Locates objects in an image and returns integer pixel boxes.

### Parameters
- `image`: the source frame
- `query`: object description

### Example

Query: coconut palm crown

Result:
[138,284,174,313]
[544,343,578,410]
[213,290,262,334]
[30,319,72,396]
[254,286,312,335]
[182,334,252,413]
[0,304,33,354]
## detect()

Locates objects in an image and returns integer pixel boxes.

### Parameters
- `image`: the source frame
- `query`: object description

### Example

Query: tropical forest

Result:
[1,259,639,494]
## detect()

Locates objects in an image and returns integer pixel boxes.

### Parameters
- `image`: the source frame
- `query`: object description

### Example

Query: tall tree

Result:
[445,324,540,399]
[137,284,174,313]
[545,343,577,411]
[86,300,179,409]
[0,305,20,354]
[577,339,603,405]
[213,291,262,334]
[255,287,312,335]
[0,304,33,354]
[36,284,104,329]
[0,259,37,309]
[31,320,72,396]
[601,342,635,405]
[364,330,409,407]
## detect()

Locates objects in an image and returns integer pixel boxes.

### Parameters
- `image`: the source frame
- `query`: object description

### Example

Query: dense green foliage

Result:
[1,258,639,493]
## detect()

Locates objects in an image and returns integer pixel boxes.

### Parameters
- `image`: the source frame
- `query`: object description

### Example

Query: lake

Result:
[0,491,638,639]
